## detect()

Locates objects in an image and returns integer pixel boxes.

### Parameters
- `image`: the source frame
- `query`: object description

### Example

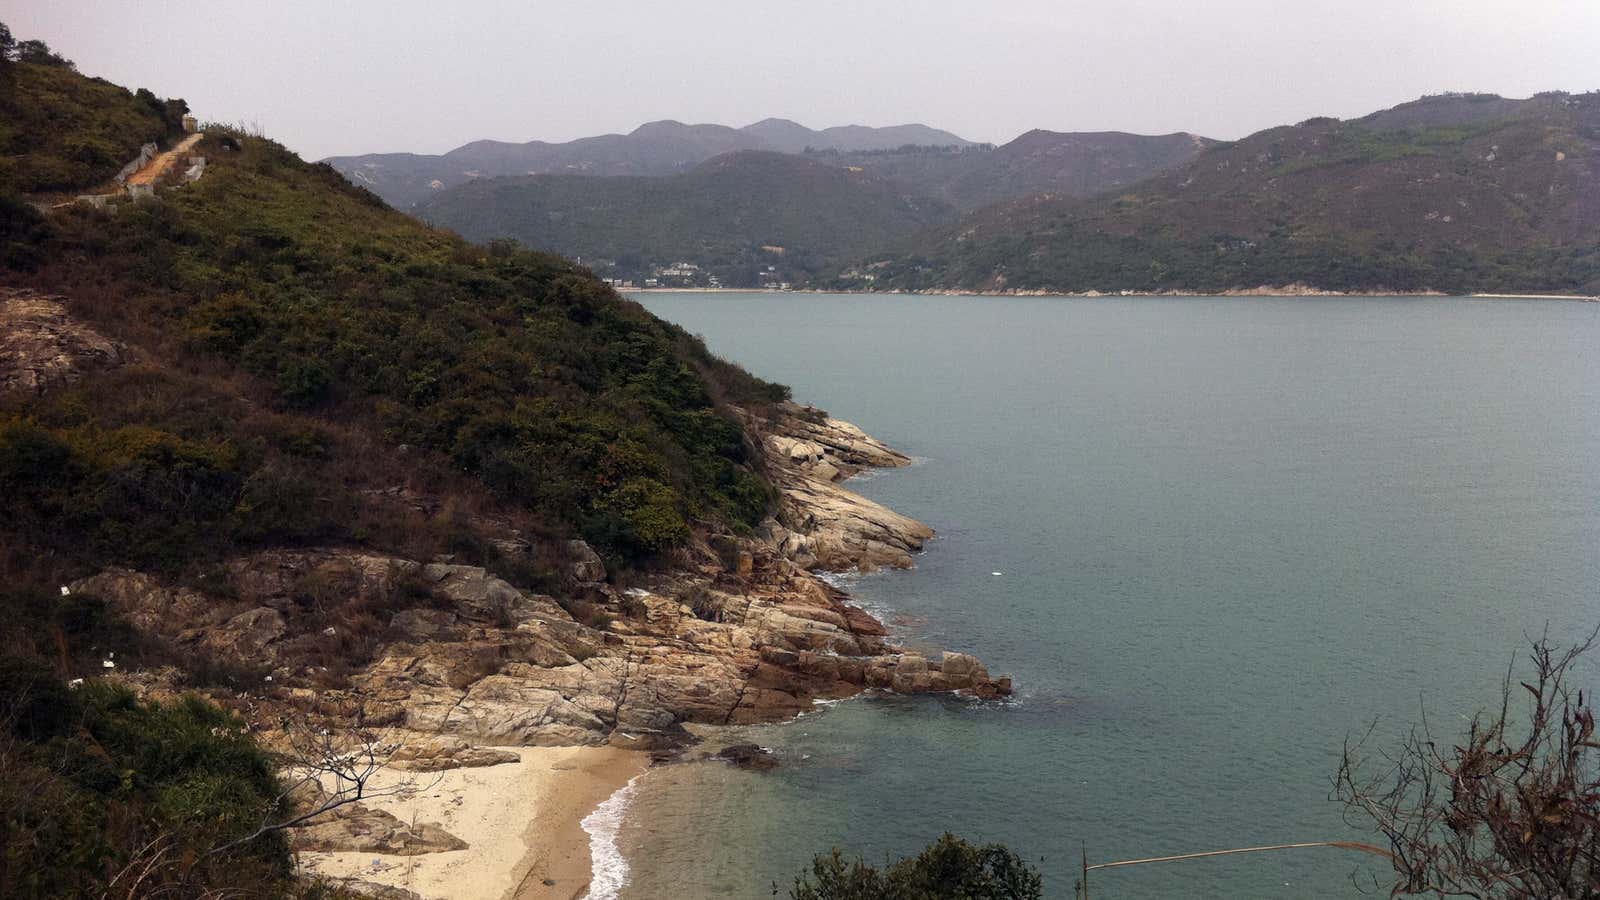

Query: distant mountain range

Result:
[849,92,1600,295]
[334,93,1600,295]
[325,119,975,209]
[810,130,1218,212]
[387,123,1218,285]
[417,151,958,286]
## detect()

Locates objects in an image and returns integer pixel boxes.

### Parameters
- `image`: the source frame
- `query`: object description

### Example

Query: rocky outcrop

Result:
[78,409,1009,752]
[315,880,422,900]
[716,743,779,770]
[744,404,934,571]
[387,738,521,772]
[286,785,467,855]
[0,289,125,400]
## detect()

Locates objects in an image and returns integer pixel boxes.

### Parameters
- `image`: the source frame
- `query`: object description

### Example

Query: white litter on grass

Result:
[60,586,70,596]
[991,571,1003,576]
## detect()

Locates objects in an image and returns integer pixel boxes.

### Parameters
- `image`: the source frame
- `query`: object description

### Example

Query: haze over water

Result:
[622,292,1600,898]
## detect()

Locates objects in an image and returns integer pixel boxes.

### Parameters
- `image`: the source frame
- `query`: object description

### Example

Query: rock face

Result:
[745,404,935,571]
[0,289,125,400]
[77,406,1010,751]
[286,785,467,855]
[387,738,521,772]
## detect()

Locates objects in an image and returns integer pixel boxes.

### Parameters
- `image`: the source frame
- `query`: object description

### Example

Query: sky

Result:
[6,0,1599,161]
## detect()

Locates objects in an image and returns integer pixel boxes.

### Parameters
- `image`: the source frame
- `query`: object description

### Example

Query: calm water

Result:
[618,292,1600,899]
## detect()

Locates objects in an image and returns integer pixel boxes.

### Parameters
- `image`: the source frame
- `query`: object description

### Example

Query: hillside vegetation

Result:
[812,130,1216,211]
[418,150,957,284]
[848,92,1600,295]
[0,57,186,194]
[0,43,800,894]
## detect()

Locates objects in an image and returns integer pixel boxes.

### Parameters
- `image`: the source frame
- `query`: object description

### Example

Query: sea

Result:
[598,291,1600,899]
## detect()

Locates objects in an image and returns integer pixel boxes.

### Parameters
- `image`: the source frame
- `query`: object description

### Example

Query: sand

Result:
[297,744,647,900]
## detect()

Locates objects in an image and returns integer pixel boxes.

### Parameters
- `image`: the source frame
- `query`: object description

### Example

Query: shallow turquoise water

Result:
[617,292,1600,899]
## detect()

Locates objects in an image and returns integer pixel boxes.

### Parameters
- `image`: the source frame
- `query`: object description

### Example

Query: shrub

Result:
[788,833,1043,900]
[0,660,290,898]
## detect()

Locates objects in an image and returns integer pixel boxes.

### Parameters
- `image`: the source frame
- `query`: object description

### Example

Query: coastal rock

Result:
[716,743,780,770]
[316,880,423,900]
[744,404,934,572]
[388,737,521,771]
[69,412,1010,756]
[0,289,125,400]
[287,786,467,855]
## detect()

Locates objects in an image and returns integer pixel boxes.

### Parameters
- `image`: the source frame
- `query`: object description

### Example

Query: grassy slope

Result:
[417,150,957,284]
[851,93,1600,294]
[0,61,178,193]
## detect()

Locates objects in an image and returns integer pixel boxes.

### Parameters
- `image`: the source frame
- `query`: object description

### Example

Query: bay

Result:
[616,292,1600,899]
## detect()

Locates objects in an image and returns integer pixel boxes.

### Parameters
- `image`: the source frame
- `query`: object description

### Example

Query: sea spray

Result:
[581,774,644,900]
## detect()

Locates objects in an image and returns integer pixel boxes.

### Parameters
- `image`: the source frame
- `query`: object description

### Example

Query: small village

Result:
[596,259,794,291]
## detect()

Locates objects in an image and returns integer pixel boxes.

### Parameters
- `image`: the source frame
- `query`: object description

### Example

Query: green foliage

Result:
[788,834,1044,900]
[0,658,287,899]
[5,80,786,567]
[0,59,176,193]
[419,150,956,286]
[851,92,1600,296]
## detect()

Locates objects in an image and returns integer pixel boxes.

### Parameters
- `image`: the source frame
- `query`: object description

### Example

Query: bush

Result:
[0,660,289,899]
[788,833,1043,900]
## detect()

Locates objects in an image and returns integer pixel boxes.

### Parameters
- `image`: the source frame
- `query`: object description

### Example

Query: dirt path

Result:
[125,131,204,186]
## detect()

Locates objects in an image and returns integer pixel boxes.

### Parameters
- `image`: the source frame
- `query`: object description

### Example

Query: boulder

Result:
[716,743,779,770]
[387,737,520,771]
[202,607,287,656]
[286,785,467,855]
[566,540,607,584]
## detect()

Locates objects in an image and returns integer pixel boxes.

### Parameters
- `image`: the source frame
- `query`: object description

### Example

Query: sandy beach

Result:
[298,744,647,900]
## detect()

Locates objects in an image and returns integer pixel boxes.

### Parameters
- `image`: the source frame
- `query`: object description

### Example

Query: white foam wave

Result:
[580,773,644,900]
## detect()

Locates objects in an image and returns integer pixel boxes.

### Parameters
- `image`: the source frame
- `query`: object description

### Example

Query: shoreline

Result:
[627,287,1600,301]
[283,407,1001,900]
[510,749,649,900]
[297,744,646,900]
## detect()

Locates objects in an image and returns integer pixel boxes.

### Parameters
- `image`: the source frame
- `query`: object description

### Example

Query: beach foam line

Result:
[580,773,645,900]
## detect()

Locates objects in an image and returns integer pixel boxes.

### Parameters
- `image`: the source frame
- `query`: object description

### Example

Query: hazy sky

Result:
[7,1,1598,161]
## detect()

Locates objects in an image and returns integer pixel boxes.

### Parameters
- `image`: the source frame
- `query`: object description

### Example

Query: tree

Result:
[1336,629,1600,897]
[0,21,15,62]
[13,38,72,69]
[786,833,1044,900]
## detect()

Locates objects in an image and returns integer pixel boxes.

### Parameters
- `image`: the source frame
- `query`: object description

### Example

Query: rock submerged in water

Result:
[716,743,780,770]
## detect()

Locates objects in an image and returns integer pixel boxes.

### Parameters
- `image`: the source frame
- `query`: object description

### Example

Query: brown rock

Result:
[286,785,467,855]
[716,743,779,770]
[388,737,520,771]
[0,290,125,399]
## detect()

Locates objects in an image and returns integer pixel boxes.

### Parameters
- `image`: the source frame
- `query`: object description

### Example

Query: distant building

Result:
[182,114,198,133]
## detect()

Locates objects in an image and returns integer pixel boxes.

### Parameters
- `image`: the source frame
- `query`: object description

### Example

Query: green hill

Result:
[417,150,957,285]
[810,130,1216,211]
[0,56,186,194]
[3,60,789,584]
[0,45,797,891]
[846,93,1600,295]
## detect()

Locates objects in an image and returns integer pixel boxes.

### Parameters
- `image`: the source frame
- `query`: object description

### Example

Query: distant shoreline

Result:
[626,287,1600,301]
